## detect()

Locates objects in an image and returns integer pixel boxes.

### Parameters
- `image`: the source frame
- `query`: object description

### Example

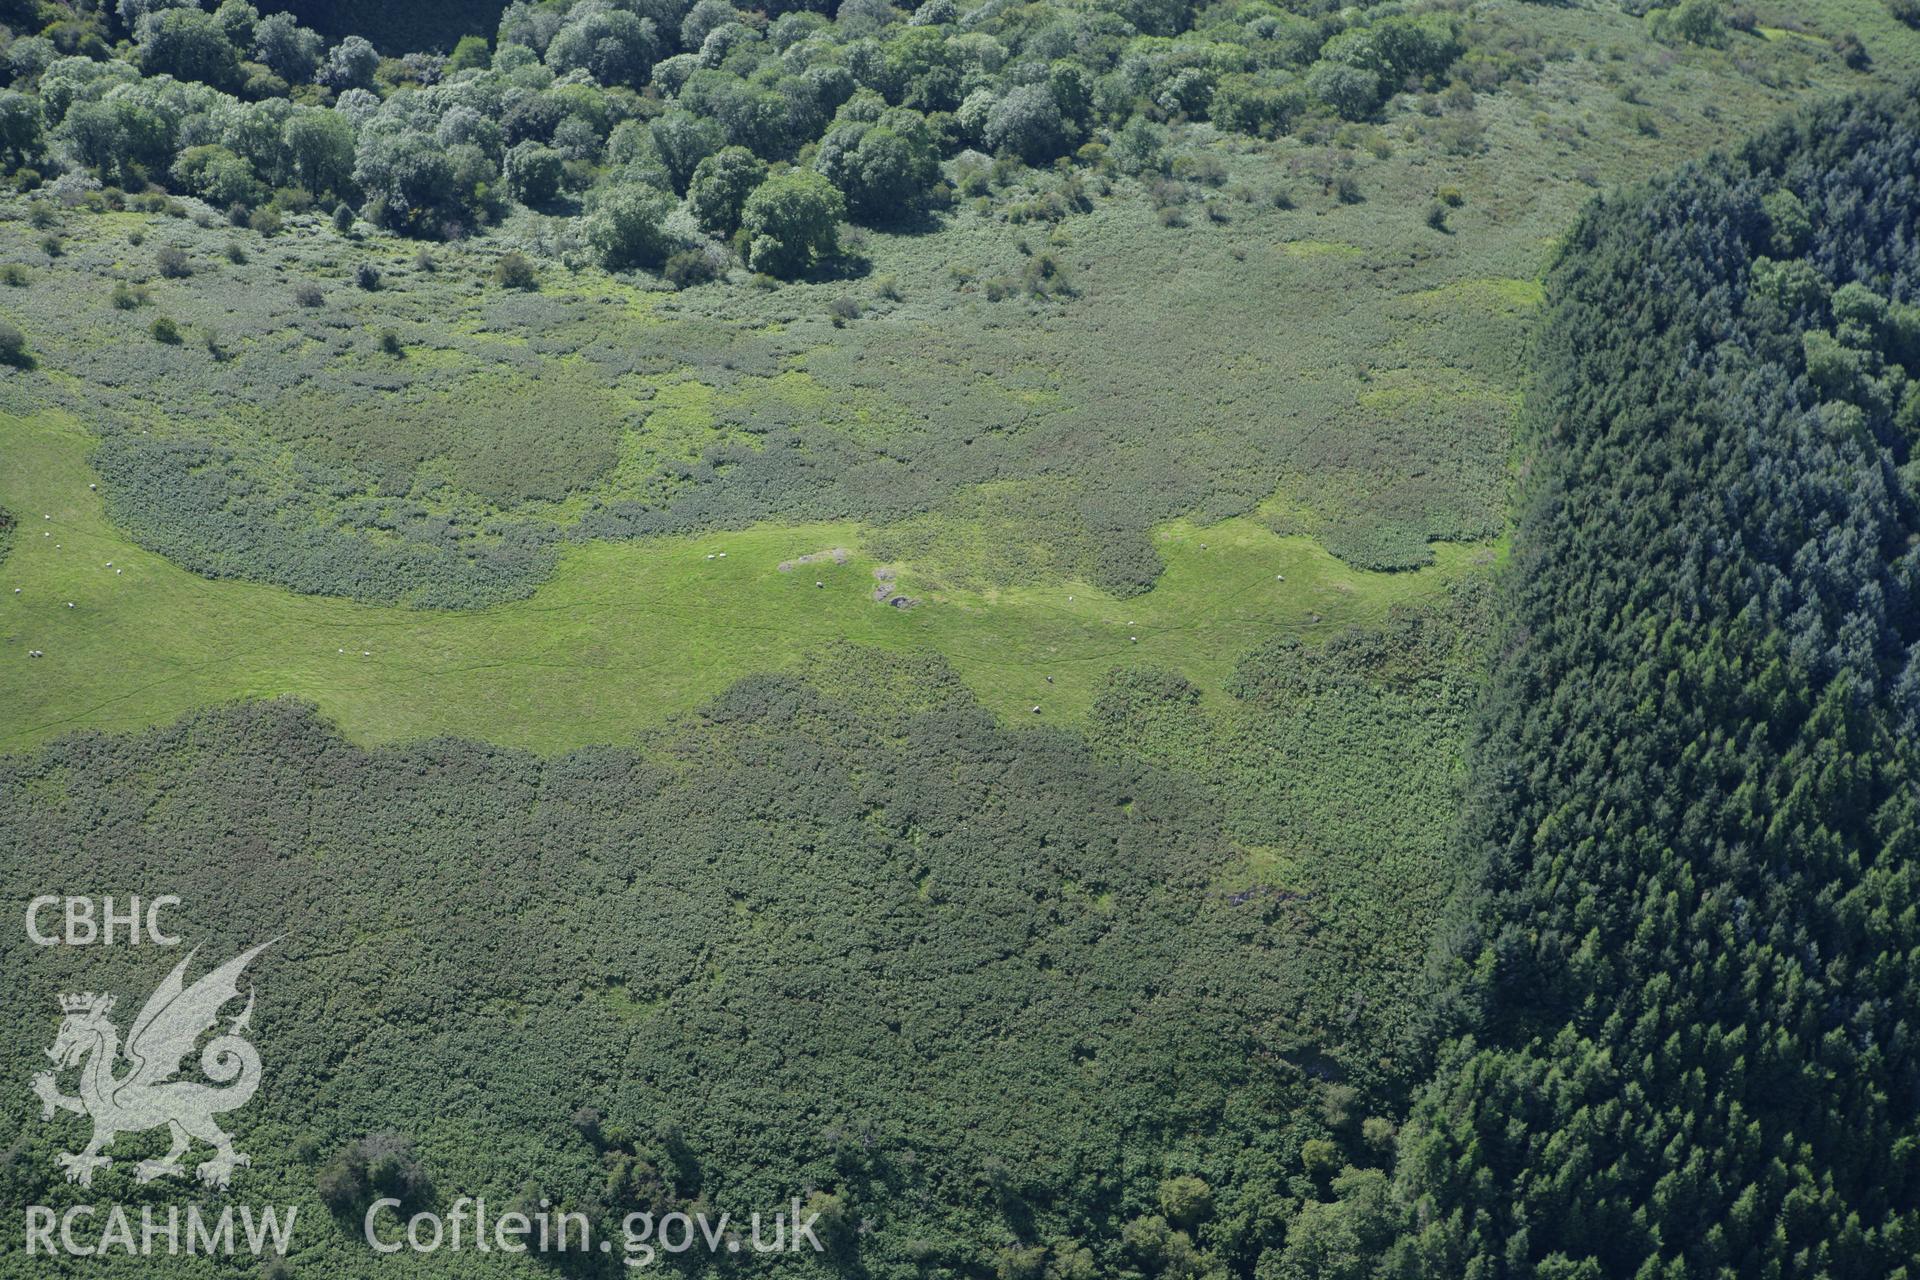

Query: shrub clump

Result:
[0,319,32,367]
[663,249,719,290]
[492,252,537,290]
[317,1133,431,1218]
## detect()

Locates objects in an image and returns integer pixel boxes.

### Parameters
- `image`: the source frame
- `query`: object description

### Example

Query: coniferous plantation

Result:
[2,0,1919,1277]
[1392,90,1920,1277]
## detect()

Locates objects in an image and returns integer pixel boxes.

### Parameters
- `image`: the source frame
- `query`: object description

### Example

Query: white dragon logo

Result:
[30,942,273,1190]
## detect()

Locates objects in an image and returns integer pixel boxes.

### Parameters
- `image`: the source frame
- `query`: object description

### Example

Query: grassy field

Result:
[0,409,1490,751]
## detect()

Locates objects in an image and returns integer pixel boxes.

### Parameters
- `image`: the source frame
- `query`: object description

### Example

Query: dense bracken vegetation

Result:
[1382,85,1920,1277]
[0,622,1488,1276]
